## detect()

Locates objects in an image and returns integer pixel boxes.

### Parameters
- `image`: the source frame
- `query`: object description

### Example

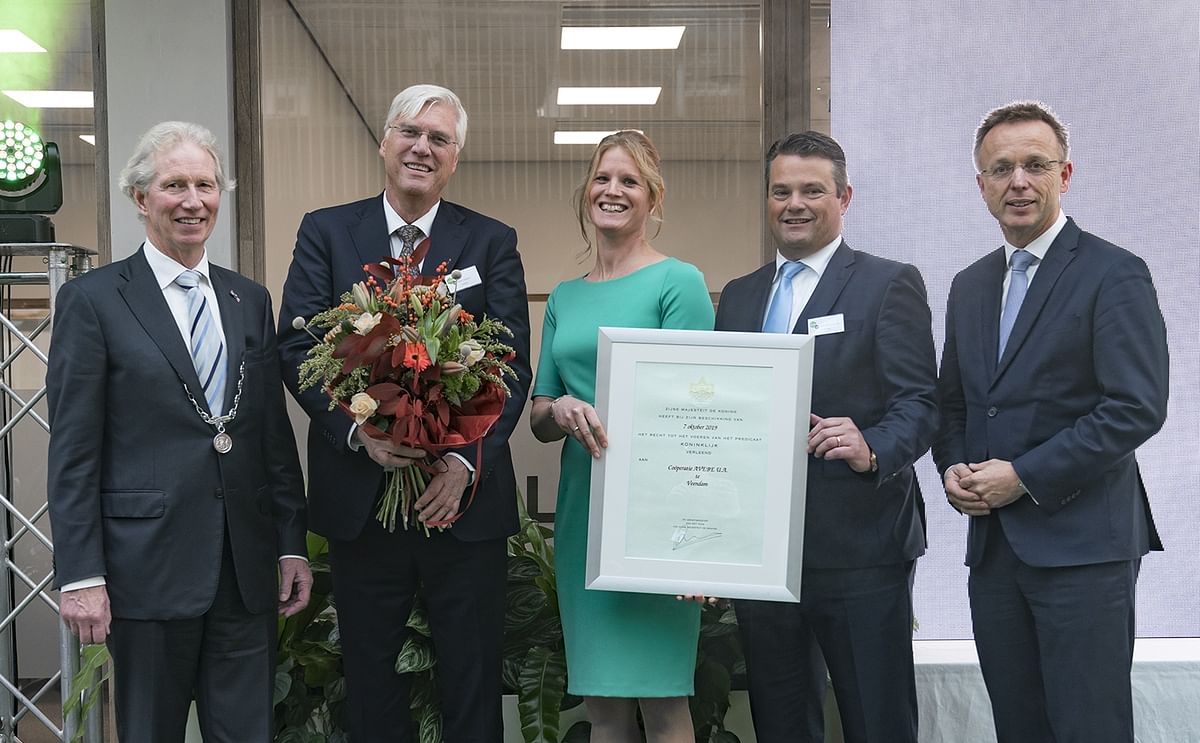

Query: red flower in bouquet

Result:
[297,256,517,532]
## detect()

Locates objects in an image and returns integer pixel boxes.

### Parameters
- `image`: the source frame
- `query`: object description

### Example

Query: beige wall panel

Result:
[258,0,762,516]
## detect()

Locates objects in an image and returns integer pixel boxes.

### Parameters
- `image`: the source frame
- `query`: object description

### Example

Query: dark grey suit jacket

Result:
[715,241,938,569]
[933,218,1168,567]
[47,246,307,619]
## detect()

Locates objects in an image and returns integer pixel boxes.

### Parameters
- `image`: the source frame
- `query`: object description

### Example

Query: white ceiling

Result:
[3,0,829,167]
[284,0,764,162]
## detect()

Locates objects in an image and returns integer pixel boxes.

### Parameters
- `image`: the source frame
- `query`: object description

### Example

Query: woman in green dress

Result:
[529,131,715,741]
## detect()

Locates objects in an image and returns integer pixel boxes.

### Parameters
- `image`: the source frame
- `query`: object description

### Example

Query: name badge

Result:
[452,265,482,291]
[807,313,845,336]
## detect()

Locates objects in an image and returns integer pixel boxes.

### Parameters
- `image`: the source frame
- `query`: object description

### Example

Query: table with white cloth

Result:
[910,639,1200,743]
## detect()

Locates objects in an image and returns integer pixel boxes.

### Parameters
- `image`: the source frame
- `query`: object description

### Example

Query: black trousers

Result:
[970,517,1140,743]
[737,561,918,743]
[108,536,276,743]
[330,517,508,743]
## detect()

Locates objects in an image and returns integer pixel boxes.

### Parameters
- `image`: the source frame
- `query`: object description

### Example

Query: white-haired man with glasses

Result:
[278,84,531,742]
[934,101,1169,743]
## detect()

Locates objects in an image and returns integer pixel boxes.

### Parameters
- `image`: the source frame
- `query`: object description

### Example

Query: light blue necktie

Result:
[997,250,1035,362]
[762,261,807,333]
[175,270,226,415]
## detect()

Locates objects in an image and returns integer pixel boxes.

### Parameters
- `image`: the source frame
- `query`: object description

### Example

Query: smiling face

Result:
[133,141,221,267]
[766,154,851,260]
[380,102,461,220]
[587,146,655,240]
[976,119,1072,248]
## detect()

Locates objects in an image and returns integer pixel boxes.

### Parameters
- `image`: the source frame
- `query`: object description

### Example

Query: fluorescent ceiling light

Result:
[2,90,94,108]
[554,129,644,145]
[561,26,685,50]
[557,87,661,106]
[0,30,47,53]
[79,135,96,145]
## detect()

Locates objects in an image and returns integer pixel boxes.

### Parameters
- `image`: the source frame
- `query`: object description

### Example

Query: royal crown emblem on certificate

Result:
[688,377,715,403]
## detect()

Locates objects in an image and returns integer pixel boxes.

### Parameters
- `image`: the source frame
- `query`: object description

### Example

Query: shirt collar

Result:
[143,239,213,291]
[382,194,440,238]
[1004,210,1067,264]
[775,235,842,279]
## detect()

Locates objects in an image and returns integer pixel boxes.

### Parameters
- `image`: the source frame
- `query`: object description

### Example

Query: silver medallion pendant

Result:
[213,432,233,454]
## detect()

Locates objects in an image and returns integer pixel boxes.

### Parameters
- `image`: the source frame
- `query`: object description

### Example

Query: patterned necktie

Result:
[174,270,226,415]
[395,224,425,275]
[997,249,1035,362]
[762,261,807,333]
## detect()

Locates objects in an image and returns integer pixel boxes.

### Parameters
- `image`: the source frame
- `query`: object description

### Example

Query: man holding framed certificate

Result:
[714,131,938,743]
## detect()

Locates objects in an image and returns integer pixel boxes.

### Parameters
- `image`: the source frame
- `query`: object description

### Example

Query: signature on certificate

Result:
[671,526,724,551]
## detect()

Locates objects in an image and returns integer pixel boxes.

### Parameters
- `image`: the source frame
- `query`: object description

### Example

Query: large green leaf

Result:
[418,707,443,743]
[505,584,549,630]
[507,554,543,582]
[396,636,437,673]
[517,647,567,743]
[273,668,294,705]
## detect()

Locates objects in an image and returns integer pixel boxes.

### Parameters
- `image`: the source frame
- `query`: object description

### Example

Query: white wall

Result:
[833,0,1200,638]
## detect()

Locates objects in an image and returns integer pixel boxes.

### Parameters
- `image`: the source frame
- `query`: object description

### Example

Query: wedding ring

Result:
[836,436,842,447]
[572,425,580,432]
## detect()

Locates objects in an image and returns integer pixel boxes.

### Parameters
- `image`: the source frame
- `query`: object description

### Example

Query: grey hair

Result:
[118,121,235,212]
[974,100,1070,168]
[381,84,468,149]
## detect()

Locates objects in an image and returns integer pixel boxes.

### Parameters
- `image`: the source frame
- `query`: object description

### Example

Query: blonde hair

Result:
[573,130,665,251]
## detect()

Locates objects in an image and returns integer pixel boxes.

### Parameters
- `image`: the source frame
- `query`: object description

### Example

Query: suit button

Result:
[987,406,998,417]
[214,488,224,499]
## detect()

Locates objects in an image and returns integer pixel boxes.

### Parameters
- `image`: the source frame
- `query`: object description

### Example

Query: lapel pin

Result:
[229,289,241,303]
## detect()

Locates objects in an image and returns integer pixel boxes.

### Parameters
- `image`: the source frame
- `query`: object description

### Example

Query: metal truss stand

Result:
[0,244,97,742]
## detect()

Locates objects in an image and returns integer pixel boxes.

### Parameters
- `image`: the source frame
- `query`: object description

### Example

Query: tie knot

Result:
[1010,250,1035,272]
[174,270,201,290]
[778,260,806,281]
[396,224,424,245]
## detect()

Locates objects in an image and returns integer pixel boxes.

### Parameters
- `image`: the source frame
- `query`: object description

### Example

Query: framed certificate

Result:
[586,328,814,602]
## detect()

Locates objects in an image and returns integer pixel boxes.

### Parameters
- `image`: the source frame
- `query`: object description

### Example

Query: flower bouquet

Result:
[297,256,516,532]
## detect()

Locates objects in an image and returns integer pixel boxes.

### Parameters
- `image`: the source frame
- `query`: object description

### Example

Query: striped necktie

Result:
[174,270,226,415]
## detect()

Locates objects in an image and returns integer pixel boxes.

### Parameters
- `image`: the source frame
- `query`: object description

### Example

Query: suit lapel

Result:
[422,201,468,276]
[210,267,246,413]
[726,263,775,331]
[975,248,1006,374]
[349,195,392,270]
[797,241,854,331]
[118,247,204,392]
[993,222,1079,381]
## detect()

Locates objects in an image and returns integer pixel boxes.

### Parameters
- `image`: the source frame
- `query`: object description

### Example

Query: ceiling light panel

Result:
[557,87,661,106]
[2,90,94,108]
[0,30,47,53]
[561,26,685,50]
[554,130,644,145]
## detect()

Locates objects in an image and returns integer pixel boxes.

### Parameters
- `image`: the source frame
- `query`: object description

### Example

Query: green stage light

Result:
[2,120,46,189]
[0,119,62,242]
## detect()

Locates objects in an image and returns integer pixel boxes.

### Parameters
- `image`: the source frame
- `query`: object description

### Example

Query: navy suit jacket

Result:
[715,241,938,569]
[47,247,307,619]
[277,195,532,542]
[933,218,1168,567]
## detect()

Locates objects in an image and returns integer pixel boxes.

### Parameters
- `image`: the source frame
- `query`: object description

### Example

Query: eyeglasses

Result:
[978,159,1063,181]
[387,125,458,150]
